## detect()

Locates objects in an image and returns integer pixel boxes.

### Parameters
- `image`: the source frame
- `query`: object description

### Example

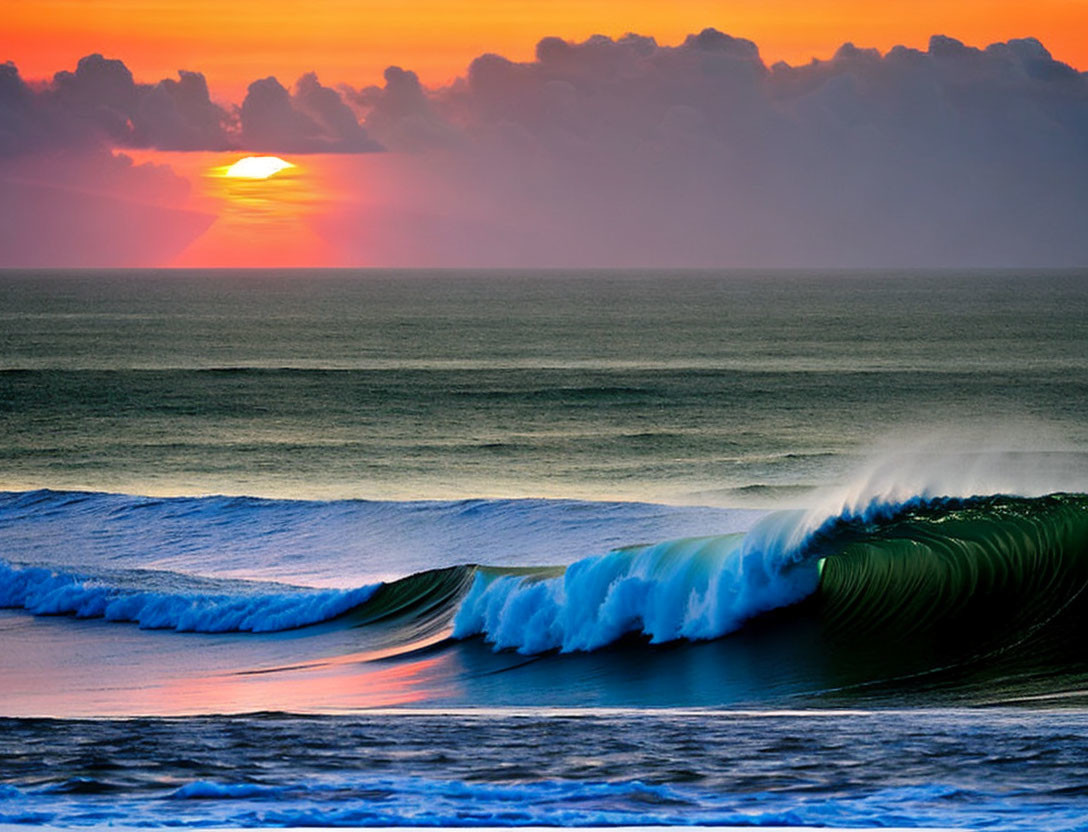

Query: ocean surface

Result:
[2,269,1088,829]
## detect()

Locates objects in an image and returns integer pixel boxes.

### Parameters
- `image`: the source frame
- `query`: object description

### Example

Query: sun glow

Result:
[121,150,357,267]
[224,156,295,179]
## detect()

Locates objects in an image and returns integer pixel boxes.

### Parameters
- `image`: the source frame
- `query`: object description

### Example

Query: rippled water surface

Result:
[2,710,1087,829]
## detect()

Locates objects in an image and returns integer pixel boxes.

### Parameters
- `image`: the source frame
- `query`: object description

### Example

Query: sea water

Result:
[1,269,1088,829]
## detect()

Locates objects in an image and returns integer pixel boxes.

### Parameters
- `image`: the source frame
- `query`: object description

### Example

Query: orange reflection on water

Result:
[148,654,453,715]
[0,608,466,717]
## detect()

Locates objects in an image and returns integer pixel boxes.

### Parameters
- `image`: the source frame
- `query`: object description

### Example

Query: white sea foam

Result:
[0,560,378,633]
[452,509,823,653]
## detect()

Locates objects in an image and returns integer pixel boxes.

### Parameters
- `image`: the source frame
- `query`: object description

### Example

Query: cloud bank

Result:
[1,54,383,155]
[341,30,1088,267]
[2,30,1087,266]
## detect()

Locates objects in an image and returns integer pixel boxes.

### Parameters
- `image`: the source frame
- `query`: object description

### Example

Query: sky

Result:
[2,1,1087,268]
[7,0,1088,98]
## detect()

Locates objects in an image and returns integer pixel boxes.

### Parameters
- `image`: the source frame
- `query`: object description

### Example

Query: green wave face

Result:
[344,565,479,628]
[813,494,1088,701]
[335,564,566,656]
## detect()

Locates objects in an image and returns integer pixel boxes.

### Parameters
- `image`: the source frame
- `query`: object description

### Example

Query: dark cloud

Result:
[238,76,318,150]
[239,73,382,152]
[339,29,1088,267]
[351,66,459,151]
[46,53,232,150]
[0,60,93,155]
[135,70,233,150]
[0,56,379,155]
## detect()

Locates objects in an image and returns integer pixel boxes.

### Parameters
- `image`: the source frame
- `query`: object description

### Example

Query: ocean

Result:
[1,269,1088,829]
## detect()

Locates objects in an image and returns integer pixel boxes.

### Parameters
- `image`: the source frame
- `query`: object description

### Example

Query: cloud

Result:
[240,73,382,152]
[0,177,214,267]
[0,55,380,156]
[1,61,89,155]
[136,70,234,150]
[336,29,1088,267]
[351,66,460,151]
[48,53,233,151]
[0,148,212,266]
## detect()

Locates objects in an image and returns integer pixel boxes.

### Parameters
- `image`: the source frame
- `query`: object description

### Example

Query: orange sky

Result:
[5,0,1086,98]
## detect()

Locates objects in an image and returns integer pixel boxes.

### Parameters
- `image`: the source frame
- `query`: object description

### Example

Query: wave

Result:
[5,772,1018,829]
[452,526,818,653]
[454,492,1088,663]
[0,561,380,633]
[0,488,753,589]
[813,494,1088,664]
[3,485,1088,705]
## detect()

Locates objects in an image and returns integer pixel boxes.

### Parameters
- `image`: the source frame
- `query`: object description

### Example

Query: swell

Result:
[0,489,750,591]
[4,490,1088,701]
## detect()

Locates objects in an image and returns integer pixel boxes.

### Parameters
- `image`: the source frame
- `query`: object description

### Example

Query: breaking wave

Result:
[452,493,1088,660]
[4,487,1086,682]
[0,560,380,633]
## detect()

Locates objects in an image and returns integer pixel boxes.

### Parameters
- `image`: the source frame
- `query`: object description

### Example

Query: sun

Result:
[224,156,295,179]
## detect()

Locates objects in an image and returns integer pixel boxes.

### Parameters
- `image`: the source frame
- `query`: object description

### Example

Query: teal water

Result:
[2,269,1086,501]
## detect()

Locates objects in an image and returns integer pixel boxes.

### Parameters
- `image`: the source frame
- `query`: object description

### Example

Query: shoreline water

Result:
[0,709,1078,829]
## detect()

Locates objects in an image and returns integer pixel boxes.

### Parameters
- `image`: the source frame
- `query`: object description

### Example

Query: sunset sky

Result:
[6,0,1087,96]
[2,0,1087,268]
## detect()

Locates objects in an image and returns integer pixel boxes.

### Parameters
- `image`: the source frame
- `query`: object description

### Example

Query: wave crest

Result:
[453,508,824,654]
